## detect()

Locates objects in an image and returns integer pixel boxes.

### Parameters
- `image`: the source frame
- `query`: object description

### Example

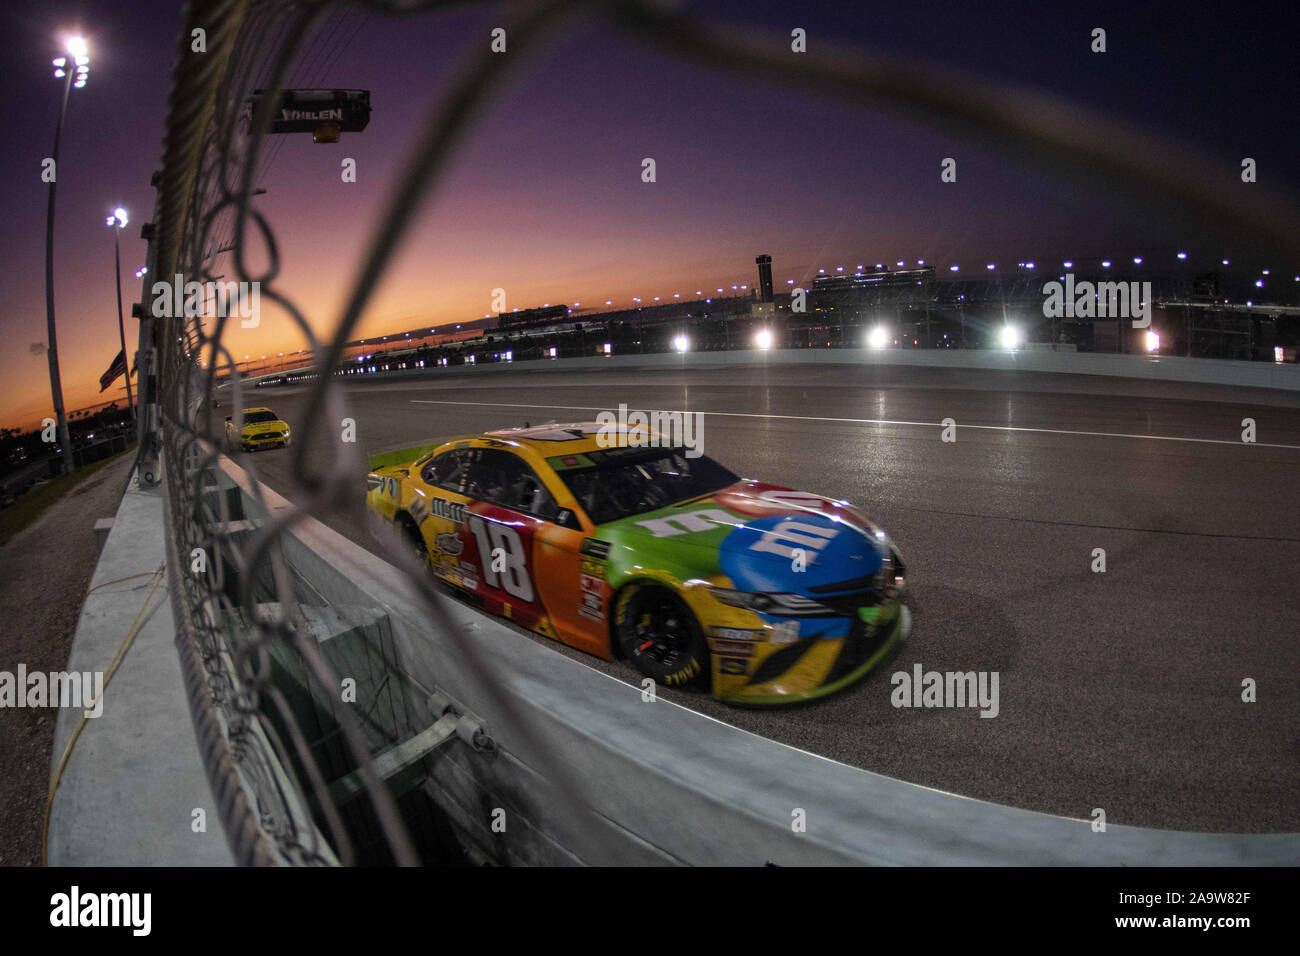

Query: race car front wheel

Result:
[614,584,709,689]
[397,514,431,571]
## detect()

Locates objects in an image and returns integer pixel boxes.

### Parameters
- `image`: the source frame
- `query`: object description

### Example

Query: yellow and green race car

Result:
[224,407,292,452]
[365,423,909,705]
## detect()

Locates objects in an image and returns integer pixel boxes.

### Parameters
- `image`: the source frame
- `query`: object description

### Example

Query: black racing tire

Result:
[614,583,709,689]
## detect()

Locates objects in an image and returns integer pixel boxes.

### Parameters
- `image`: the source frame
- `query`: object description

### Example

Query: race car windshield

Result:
[553,447,738,525]
[243,411,280,423]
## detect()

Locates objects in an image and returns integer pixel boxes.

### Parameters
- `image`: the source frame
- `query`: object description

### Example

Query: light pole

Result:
[45,36,90,475]
[107,207,135,423]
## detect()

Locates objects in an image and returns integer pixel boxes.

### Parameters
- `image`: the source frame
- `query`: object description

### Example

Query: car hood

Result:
[242,420,288,436]
[599,481,890,593]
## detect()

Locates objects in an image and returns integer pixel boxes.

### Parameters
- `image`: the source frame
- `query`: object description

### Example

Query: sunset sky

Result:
[1,0,1296,428]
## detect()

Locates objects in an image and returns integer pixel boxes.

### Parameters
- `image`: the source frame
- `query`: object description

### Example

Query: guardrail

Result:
[206,450,1299,866]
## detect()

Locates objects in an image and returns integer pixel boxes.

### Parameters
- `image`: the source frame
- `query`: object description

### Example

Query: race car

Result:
[224,407,291,452]
[365,423,909,705]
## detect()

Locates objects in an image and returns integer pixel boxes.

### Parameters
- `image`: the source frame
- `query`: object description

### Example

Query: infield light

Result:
[673,334,690,353]
[867,325,889,349]
[754,329,773,350]
[1145,330,1160,353]
[1000,325,1021,350]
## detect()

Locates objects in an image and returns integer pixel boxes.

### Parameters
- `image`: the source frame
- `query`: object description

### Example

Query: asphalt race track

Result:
[226,361,1300,833]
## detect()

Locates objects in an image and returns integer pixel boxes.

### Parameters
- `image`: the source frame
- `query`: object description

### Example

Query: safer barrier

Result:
[209,451,1299,866]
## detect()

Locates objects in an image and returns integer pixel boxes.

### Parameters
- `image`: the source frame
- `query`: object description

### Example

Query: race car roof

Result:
[483,421,667,455]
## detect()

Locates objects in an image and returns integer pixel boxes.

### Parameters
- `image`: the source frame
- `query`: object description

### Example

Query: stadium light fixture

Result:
[44,33,94,475]
[673,334,690,353]
[1000,325,1021,350]
[754,329,773,351]
[1145,331,1160,353]
[867,326,889,349]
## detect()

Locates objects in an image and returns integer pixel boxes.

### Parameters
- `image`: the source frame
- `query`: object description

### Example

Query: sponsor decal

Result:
[749,517,838,562]
[718,512,881,596]
[579,558,606,577]
[434,532,463,556]
[547,452,596,471]
[710,626,764,642]
[431,497,467,523]
[708,639,756,658]
[578,591,603,620]
[634,508,737,538]
[718,658,748,675]
[769,620,800,645]
[579,573,603,594]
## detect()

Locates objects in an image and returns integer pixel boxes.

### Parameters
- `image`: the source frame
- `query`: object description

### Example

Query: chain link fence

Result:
[143,0,1299,866]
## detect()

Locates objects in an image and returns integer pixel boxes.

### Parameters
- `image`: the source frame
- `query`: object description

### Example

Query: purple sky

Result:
[1,0,1297,426]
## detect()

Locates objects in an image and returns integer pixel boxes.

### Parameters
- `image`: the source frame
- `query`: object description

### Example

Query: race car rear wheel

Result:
[614,583,709,689]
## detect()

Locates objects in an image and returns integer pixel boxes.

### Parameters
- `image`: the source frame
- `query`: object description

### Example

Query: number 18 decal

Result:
[468,515,534,602]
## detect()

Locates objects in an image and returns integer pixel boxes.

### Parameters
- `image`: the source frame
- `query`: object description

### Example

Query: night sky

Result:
[1,0,1297,427]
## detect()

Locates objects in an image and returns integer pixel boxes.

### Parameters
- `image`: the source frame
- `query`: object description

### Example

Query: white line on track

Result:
[409,399,1300,451]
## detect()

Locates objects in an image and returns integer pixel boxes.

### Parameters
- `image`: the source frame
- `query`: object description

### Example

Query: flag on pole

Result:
[99,349,127,392]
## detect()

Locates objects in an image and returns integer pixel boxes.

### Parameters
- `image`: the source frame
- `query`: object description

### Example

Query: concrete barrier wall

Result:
[251,346,1300,405]
[218,454,1300,866]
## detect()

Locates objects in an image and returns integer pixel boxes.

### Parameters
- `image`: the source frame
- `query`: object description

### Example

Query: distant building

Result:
[755,254,774,302]
[811,265,935,293]
[497,304,569,331]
